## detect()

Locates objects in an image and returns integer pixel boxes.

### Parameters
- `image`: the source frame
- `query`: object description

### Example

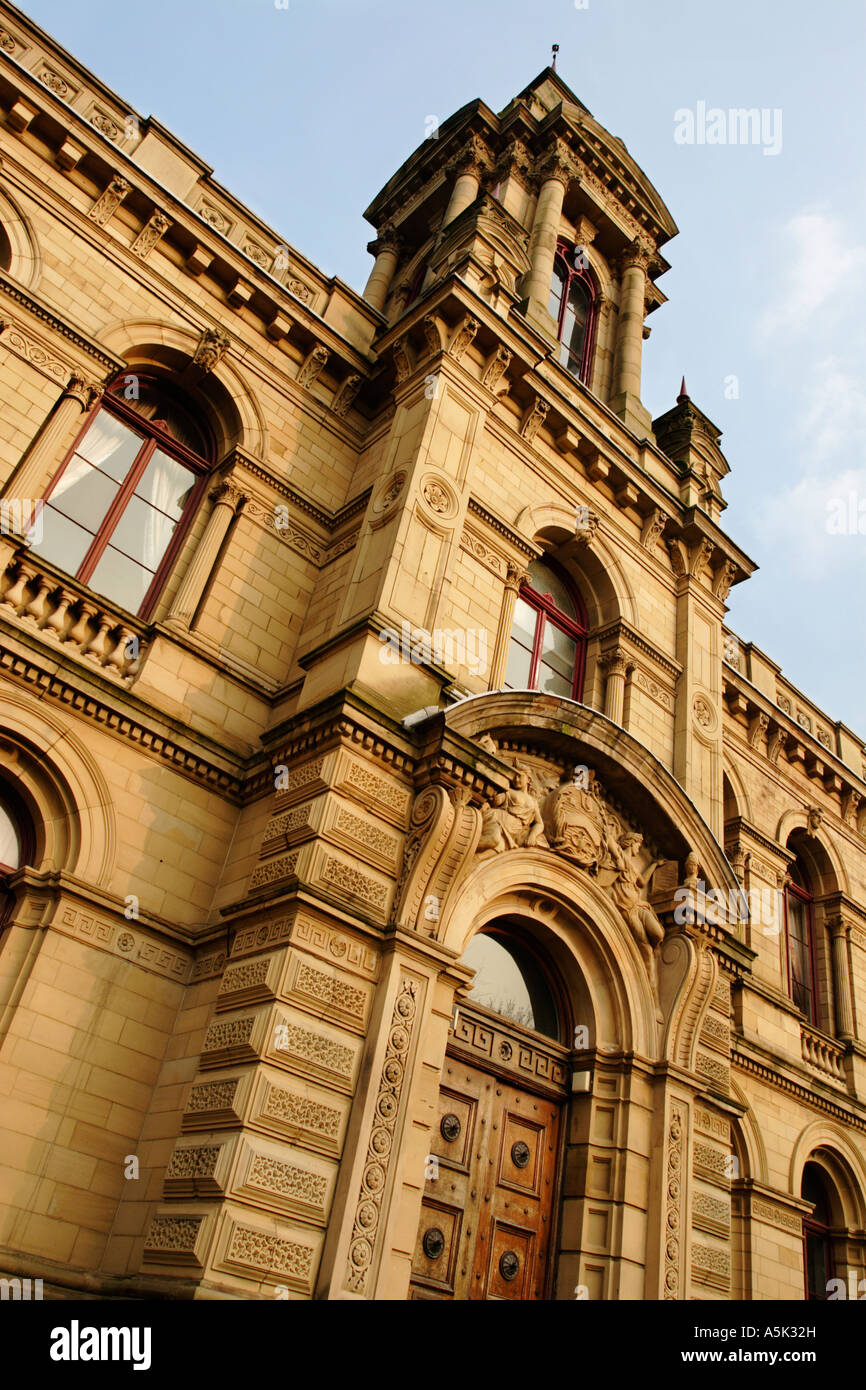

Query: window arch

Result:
[784,858,817,1024]
[461,926,561,1040]
[802,1162,836,1300]
[0,784,35,925]
[26,373,214,620]
[504,557,587,700]
[548,240,597,384]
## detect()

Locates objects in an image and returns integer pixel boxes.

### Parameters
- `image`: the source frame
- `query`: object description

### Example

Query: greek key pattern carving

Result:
[55,905,191,983]
[321,855,388,909]
[345,979,418,1294]
[293,916,378,977]
[694,1110,729,1141]
[226,1223,314,1282]
[751,1198,803,1233]
[295,961,367,1020]
[663,1103,685,1300]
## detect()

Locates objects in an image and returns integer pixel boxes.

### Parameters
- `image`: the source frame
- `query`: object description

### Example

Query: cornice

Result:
[732,1042,866,1131]
[466,496,537,558]
[592,619,681,681]
[0,270,121,369]
[0,632,245,800]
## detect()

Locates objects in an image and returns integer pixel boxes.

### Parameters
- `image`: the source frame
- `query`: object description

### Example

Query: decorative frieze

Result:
[222,1220,316,1293]
[663,1103,686,1300]
[143,1214,208,1267]
[345,978,419,1294]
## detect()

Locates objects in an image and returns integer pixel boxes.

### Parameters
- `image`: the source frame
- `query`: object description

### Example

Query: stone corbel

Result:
[519,396,549,442]
[392,786,482,936]
[298,344,330,389]
[640,507,668,551]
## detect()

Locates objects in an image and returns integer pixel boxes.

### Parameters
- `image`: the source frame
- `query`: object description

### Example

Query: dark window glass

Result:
[785,868,816,1024]
[461,932,559,1039]
[503,560,587,700]
[548,243,596,384]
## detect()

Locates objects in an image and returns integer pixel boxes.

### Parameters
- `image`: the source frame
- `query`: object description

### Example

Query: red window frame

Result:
[508,562,588,701]
[550,239,598,385]
[37,376,213,622]
[784,872,818,1025]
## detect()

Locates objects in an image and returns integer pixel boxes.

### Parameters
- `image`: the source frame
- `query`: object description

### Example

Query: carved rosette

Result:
[345,978,418,1294]
[663,1102,686,1299]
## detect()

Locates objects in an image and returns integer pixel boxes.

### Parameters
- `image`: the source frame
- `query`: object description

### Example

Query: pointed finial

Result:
[552,43,559,71]
[677,376,689,404]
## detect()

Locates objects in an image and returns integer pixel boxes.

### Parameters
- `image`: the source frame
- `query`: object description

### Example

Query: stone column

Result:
[600,649,630,726]
[521,139,577,339]
[362,225,401,313]
[488,563,528,691]
[610,239,654,436]
[421,136,493,291]
[2,374,103,509]
[827,916,855,1040]
[164,480,245,630]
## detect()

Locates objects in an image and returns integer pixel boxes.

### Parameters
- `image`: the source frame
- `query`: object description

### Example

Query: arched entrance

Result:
[410,922,570,1300]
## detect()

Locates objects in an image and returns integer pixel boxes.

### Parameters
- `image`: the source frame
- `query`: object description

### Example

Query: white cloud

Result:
[757,212,866,340]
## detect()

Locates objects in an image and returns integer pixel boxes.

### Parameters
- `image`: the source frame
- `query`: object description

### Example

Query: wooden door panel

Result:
[411,1040,564,1301]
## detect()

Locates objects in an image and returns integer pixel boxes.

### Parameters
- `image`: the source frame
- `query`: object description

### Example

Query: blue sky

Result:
[16,0,866,733]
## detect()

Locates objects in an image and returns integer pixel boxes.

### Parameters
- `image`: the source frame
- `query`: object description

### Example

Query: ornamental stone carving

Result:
[448,314,479,361]
[640,507,668,551]
[476,769,548,855]
[534,137,579,189]
[88,175,130,226]
[520,397,549,442]
[332,374,362,417]
[298,344,330,389]
[193,327,231,373]
[482,344,512,393]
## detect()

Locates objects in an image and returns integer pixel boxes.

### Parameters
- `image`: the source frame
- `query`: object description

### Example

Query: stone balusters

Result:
[0,554,143,678]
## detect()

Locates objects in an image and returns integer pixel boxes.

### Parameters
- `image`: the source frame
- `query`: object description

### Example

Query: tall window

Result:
[548,240,596,383]
[504,558,587,700]
[802,1163,835,1300]
[26,375,213,620]
[785,862,817,1024]
[0,787,33,925]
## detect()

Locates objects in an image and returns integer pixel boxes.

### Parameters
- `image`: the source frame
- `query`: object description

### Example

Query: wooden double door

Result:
[410,1011,566,1300]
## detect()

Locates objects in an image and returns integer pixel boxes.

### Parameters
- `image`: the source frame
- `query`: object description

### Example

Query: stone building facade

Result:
[0,2,865,1301]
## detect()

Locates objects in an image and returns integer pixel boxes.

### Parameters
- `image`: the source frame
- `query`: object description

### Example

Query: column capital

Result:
[62,373,103,411]
[504,562,530,592]
[366,222,402,258]
[533,137,579,189]
[209,477,247,512]
[493,137,533,187]
[599,648,631,678]
[445,134,494,181]
[618,237,655,275]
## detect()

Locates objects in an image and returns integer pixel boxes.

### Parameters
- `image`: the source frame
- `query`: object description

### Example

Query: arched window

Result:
[26,374,213,620]
[785,860,817,1024]
[548,240,597,384]
[461,928,560,1040]
[0,786,34,925]
[504,558,587,700]
[802,1163,835,1300]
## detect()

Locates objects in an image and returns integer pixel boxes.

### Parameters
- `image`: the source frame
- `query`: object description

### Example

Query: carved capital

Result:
[618,237,654,276]
[446,134,494,181]
[599,649,631,679]
[209,479,246,512]
[366,221,402,257]
[493,137,533,186]
[504,562,530,593]
[63,373,103,411]
[533,137,578,189]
